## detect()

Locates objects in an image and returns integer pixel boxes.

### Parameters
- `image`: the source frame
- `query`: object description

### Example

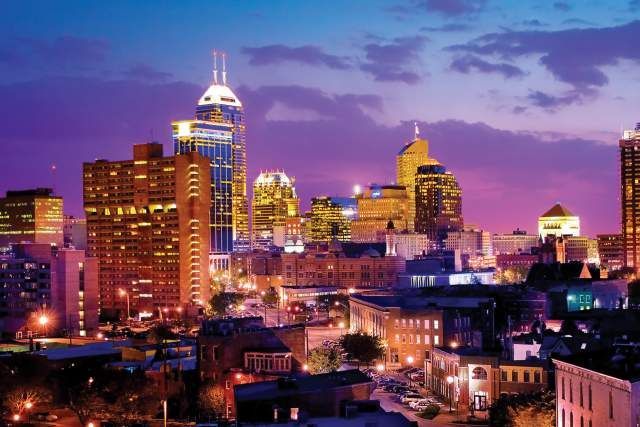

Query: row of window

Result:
[395,318,440,330]
[395,334,440,346]
[500,369,541,383]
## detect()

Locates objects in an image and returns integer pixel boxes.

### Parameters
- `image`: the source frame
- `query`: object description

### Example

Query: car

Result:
[401,393,424,404]
[412,402,434,411]
[409,398,434,409]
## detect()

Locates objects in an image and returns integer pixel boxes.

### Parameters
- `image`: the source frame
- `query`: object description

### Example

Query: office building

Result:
[83,143,211,316]
[597,234,624,271]
[0,188,63,250]
[415,164,463,243]
[385,230,430,260]
[251,171,299,250]
[308,196,356,243]
[351,185,409,242]
[444,224,492,257]
[396,125,438,232]
[173,119,234,253]
[565,236,599,264]
[621,124,640,273]
[63,215,87,250]
[0,243,98,337]
[193,52,249,251]
[492,229,538,255]
[538,203,580,238]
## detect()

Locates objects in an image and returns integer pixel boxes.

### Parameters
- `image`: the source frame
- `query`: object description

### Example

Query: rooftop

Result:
[554,350,640,383]
[350,293,493,310]
[540,203,575,218]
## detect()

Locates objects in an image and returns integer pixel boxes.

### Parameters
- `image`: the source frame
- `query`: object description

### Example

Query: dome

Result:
[198,83,242,108]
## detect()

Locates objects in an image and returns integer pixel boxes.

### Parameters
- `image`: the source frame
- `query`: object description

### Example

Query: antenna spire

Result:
[212,49,219,85]
[222,51,227,86]
[414,122,420,140]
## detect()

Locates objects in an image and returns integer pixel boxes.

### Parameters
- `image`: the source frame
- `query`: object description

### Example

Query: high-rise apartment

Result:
[251,171,299,250]
[173,120,234,253]
[415,164,463,243]
[83,143,211,316]
[192,53,249,252]
[396,125,438,232]
[308,196,356,243]
[351,185,410,243]
[0,188,63,250]
[621,124,640,272]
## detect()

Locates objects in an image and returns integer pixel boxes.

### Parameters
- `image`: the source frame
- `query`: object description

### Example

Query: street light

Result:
[406,356,414,386]
[446,375,454,413]
[376,363,384,372]
[38,314,49,338]
[338,321,345,335]
[25,401,33,423]
[119,289,130,320]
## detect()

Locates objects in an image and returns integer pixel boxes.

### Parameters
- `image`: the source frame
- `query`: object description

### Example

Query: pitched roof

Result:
[540,203,575,218]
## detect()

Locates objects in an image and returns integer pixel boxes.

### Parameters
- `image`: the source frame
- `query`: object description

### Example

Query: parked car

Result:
[409,398,435,409]
[401,393,424,404]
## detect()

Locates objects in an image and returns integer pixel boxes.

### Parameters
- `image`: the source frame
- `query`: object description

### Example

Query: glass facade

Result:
[173,120,234,253]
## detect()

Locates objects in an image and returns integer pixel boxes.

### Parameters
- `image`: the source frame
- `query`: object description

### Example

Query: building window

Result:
[416,335,421,344]
[580,416,583,427]
[402,319,406,328]
[409,335,413,344]
[395,334,400,343]
[579,382,583,407]
[409,319,414,328]
[523,370,530,383]
[402,334,406,344]
[472,367,488,380]
[609,391,613,419]
[588,384,592,410]
[569,379,573,403]
[501,370,507,381]
[534,371,541,383]
[416,319,421,329]
[425,319,430,329]
[512,371,518,382]
[570,412,573,427]
[434,320,439,330]
[394,319,399,328]
[425,335,430,345]
[561,409,565,427]
[433,335,439,345]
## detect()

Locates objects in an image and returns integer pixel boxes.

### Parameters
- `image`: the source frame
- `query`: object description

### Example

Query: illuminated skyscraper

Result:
[308,196,357,242]
[0,188,63,250]
[537,203,580,238]
[83,143,211,315]
[396,124,438,232]
[620,124,640,272]
[251,171,299,250]
[415,164,463,243]
[173,120,234,253]
[351,185,409,242]
[191,52,249,252]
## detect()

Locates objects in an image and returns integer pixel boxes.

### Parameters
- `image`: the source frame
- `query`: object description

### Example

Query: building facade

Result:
[194,56,249,251]
[492,230,538,255]
[351,185,409,242]
[620,126,640,273]
[415,164,463,244]
[0,188,63,250]
[597,234,624,271]
[445,225,492,257]
[251,171,300,250]
[538,203,580,238]
[308,196,356,243]
[63,215,87,250]
[385,231,430,260]
[83,143,211,316]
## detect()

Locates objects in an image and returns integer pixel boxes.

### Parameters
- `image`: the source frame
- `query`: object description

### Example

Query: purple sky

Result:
[1,1,639,237]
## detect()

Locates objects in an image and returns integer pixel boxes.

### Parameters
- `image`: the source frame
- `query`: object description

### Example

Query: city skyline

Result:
[2,1,640,236]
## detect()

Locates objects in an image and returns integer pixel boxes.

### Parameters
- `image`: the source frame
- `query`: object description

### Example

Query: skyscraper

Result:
[620,124,640,272]
[351,185,410,243]
[308,196,357,242]
[396,124,438,232]
[84,143,211,316]
[251,171,299,250]
[173,120,234,253]
[0,188,63,250]
[415,163,463,243]
[192,52,249,252]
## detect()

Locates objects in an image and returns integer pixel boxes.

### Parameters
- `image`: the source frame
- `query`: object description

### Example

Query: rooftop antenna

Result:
[212,49,219,85]
[222,51,227,86]
[414,122,420,140]
[51,164,57,194]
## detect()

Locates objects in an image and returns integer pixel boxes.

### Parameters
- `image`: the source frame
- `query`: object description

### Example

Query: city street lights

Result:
[446,375,454,412]
[25,401,33,423]
[118,289,130,320]
[38,314,49,338]
[406,356,414,386]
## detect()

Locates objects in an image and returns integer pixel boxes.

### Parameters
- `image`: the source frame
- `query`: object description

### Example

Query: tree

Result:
[559,319,580,336]
[496,266,530,284]
[198,381,226,419]
[69,388,106,425]
[489,390,555,427]
[5,386,52,415]
[340,331,384,367]
[207,292,244,317]
[307,346,343,374]
[629,279,640,308]
[261,287,279,306]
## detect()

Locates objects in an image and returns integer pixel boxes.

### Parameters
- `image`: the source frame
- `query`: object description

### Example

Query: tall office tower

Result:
[0,188,63,250]
[621,124,640,272]
[251,171,299,250]
[192,52,249,252]
[173,120,234,253]
[537,203,580,238]
[351,185,409,243]
[83,143,211,316]
[415,164,463,244]
[308,196,357,243]
[396,124,438,232]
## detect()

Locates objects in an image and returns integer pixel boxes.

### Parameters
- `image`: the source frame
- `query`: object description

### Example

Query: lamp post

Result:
[446,375,454,413]
[338,321,345,336]
[38,314,49,339]
[407,356,414,387]
[25,401,33,423]
[119,289,130,320]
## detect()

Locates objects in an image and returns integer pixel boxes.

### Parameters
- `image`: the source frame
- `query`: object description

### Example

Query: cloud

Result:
[562,18,594,26]
[124,64,173,82]
[415,0,487,16]
[2,35,109,67]
[359,35,427,84]
[447,20,640,104]
[527,90,584,110]
[449,54,525,78]
[421,23,472,32]
[553,1,571,11]
[242,45,350,70]
[522,19,546,27]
